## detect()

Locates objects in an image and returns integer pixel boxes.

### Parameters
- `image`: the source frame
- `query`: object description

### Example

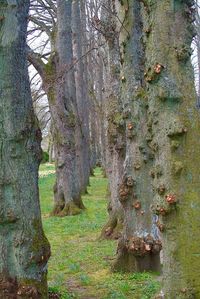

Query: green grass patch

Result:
[39,167,160,298]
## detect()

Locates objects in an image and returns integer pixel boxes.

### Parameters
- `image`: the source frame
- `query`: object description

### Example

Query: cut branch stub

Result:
[126,237,146,256]
[127,122,136,138]
[156,220,165,232]
[149,165,163,179]
[157,184,166,195]
[144,63,164,83]
[126,235,162,257]
[156,206,167,216]
[133,200,141,210]
[126,176,135,187]
[105,227,113,237]
[154,63,164,74]
[152,200,175,216]
[119,176,135,202]
[165,194,177,205]
[127,122,134,130]
[134,162,141,170]
[121,76,126,83]
[119,184,130,202]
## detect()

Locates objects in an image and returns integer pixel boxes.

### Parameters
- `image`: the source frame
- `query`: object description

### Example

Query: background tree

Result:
[28,0,105,214]
[0,1,50,297]
[72,0,90,189]
[28,0,86,215]
[94,1,125,240]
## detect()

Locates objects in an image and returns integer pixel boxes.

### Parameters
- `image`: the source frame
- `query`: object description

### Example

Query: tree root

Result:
[51,200,84,217]
[100,214,123,240]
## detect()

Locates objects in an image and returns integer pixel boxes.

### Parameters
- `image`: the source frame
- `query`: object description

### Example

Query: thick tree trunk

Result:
[89,99,98,171]
[0,1,50,298]
[114,0,161,272]
[99,1,125,240]
[96,54,106,168]
[80,0,98,173]
[72,0,90,192]
[101,152,124,240]
[50,0,85,216]
[145,1,200,297]
[28,0,86,217]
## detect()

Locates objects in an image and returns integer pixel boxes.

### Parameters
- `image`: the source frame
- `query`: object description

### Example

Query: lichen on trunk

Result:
[72,0,91,192]
[113,0,162,272]
[49,0,85,216]
[0,1,50,297]
[145,0,200,297]
[99,0,125,240]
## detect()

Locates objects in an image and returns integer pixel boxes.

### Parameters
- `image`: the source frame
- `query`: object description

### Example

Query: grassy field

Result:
[39,165,160,299]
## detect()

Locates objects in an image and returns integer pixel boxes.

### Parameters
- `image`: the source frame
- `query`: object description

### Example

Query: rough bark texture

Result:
[87,22,104,169]
[72,0,90,192]
[80,0,98,172]
[0,1,50,298]
[96,55,106,168]
[28,1,85,216]
[99,1,125,240]
[113,0,161,272]
[145,0,200,297]
[47,127,54,163]
[50,0,85,216]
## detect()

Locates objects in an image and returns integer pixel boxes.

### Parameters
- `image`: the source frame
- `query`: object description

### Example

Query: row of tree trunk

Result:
[99,0,200,298]
[28,0,102,216]
[29,0,200,295]
[2,0,200,297]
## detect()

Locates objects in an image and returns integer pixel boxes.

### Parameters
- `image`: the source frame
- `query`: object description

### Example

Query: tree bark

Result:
[47,126,54,163]
[113,0,162,272]
[99,1,125,240]
[28,1,85,216]
[0,1,50,298]
[50,0,85,216]
[96,53,106,169]
[145,0,200,297]
[72,0,90,192]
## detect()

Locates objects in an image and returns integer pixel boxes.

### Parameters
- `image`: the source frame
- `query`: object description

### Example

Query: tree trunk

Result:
[48,125,54,163]
[96,54,106,168]
[89,98,98,171]
[28,0,86,217]
[50,0,85,216]
[0,1,50,298]
[114,0,161,272]
[72,0,90,192]
[99,1,125,240]
[145,1,200,297]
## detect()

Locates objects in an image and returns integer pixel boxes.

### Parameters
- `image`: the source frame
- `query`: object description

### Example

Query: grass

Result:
[39,165,160,298]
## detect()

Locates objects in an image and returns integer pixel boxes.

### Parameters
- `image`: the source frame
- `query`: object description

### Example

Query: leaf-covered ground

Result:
[39,165,160,299]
